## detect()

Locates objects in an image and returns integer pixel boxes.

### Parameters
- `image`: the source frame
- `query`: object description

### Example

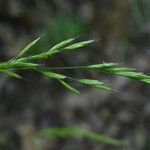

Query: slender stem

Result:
[36,66,89,70]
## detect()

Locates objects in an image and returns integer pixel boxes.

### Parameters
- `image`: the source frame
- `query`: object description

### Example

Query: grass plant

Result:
[0,35,149,146]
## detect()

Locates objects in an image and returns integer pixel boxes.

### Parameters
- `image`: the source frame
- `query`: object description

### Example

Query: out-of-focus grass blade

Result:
[141,78,150,84]
[64,40,94,50]
[50,37,76,51]
[40,71,66,79]
[0,62,10,69]
[0,69,21,78]
[58,80,80,94]
[16,36,43,59]
[38,127,127,146]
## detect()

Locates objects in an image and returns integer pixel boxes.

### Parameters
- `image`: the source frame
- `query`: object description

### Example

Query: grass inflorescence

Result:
[0,36,149,93]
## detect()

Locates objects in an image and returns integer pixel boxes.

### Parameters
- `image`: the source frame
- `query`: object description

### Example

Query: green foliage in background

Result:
[44,13,85,44]
[128,0,150,29]
[33,13,85,53]
[33,127,127,146]
[0,35,149,146]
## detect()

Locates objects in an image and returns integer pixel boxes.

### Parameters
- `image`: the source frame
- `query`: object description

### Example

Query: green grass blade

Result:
[0,69,21,78]
[58,80,80,94]
[50,37,76,51]
[39,71,66,79]
[24,40,94,61]
[102,67,150,84]
[38,127,127,146]
[76,79,103,85]
[141,78,150,84]
[114,71,145,79]
[64,40,94,50]
[92,84,115,91]
[87,63,118,69]
[13,62,40,68]
[112,71,149,80]
[76,78,114,91]
[104,67,136,72]
[16,36,43,59]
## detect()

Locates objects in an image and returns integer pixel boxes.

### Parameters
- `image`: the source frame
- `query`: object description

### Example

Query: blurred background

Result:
[0,0,149,150]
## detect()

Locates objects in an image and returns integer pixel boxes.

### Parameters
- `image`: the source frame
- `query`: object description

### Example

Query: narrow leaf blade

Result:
[40,71,66,79]
[77,78,103,85]
[114,71,148,79]
[50,37,76,51]
[87,63,118,69]
[93,84,115,91]
[59,80,80,94]
[0,69,21,78]
[38,127,127,146]
[16,36,43,59]
[104,67,136,72]
[64,40,94,50]
[76,78,114,91]
[14,62,40,68]
[141,78,150,84]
